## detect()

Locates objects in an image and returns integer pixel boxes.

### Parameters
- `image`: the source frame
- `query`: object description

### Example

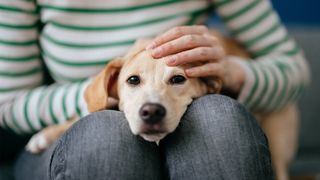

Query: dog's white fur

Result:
[26,37,298,180]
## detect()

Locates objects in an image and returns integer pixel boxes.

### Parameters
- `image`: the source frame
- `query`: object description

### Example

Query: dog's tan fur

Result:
[26,31,298,180]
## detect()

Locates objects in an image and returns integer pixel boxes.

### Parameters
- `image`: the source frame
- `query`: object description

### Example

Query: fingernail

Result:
[185,69,194,75]
[146,42,156,50]
[152,48,161,57]
[166,57,176,66]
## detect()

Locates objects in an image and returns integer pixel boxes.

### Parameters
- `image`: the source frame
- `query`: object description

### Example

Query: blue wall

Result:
[209,1,320,26]
[271,0,320,25]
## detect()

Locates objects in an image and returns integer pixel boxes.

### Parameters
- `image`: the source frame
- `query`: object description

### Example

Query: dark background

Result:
[271,0,320,25]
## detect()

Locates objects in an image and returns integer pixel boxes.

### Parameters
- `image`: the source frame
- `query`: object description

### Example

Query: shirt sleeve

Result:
[0,0,89,135]
[212,0,310,112]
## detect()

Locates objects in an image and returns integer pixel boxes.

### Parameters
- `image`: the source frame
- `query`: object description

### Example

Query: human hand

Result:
[146,25,245,93]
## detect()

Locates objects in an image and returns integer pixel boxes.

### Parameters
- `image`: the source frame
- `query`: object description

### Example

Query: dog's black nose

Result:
[139,103,166,124]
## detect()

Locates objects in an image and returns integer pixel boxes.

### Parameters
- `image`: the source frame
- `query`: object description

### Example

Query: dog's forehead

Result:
[124,50,159,69]
[122,50,185,76]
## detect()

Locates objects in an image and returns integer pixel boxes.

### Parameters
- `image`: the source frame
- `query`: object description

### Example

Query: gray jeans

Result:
[14,95,273,180]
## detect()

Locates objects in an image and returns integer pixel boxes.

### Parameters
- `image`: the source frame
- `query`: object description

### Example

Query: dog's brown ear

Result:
[84,58,123,112]
[200,77,222,94]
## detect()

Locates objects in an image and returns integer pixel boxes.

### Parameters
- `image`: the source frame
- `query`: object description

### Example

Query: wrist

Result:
[224,58,246,93]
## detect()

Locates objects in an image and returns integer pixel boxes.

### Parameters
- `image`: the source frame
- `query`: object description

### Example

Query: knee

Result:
[183,94,267,146]
[49,110,161,180]
[49,111,126,179]
[161,95,273,179]
[52,110,131,156]
[189,94,246,119]
[186,94,248,126]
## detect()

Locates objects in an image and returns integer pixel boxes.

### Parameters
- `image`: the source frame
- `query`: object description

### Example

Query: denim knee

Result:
[161,95,273,179]
[185,94,266,143]
[49,110,162,180]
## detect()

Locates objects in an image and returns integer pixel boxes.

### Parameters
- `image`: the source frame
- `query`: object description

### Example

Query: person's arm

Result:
[147,0,309,113]
[0,0,89,135]
[212,0,310,112]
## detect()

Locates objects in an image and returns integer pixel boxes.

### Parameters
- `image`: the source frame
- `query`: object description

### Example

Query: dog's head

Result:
[85,39,222,142]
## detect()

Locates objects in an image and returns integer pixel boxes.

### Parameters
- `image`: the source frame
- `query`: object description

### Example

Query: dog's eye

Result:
[127,75,140,85]
[169,75,186,85]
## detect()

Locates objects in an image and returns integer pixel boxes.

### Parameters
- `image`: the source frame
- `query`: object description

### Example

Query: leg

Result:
[0,128,30,180]
[14,110,163,180]
[160,95,273,180]
[0,128,30,162]
[14,138,57,180]
[258,104,299,180]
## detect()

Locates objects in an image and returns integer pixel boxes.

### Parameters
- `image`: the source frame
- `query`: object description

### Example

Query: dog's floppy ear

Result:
[84,58,123,112]
[200,77,222,94]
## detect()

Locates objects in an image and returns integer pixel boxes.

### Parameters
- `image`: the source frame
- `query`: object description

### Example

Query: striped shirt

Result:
[0,0,310,135]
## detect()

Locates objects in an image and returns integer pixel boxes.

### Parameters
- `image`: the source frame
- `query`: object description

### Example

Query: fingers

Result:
[146,25,226,80]
[185,63,223,78]
[151,34,217,58]
[146,25,209,50]
[164,46,225,66]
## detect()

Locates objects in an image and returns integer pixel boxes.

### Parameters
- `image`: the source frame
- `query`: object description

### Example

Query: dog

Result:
[26,32,298,180]
[84,39,223,142]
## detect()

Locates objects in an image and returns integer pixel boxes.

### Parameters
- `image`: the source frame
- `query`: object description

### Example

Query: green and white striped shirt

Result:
[0,0,310,134]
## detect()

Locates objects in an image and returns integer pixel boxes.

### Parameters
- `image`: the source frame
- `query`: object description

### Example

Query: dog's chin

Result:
[140,133,167,142]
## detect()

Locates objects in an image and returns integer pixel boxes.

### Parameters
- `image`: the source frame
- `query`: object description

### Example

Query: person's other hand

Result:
[146,25,245,93]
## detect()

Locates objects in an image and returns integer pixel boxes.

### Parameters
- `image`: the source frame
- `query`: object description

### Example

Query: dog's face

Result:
[85,40,221,142]
[118,50,214,141]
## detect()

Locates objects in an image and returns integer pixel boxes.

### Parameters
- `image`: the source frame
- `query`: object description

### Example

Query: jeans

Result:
[14,95,273,180]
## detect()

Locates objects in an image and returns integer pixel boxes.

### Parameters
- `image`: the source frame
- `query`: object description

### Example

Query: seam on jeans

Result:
[253,120,273,177]
[49,138,67,180]
[245,110,265,177]
[49,140,59,180]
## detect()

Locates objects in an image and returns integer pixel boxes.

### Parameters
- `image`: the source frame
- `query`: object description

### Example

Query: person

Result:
[0,0,309,179]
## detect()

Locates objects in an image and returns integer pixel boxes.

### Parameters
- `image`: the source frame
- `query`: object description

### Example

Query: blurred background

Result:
[271,0,319,25]
[209,0,320,178]
[0,0,319,179]
[270,0,320,177]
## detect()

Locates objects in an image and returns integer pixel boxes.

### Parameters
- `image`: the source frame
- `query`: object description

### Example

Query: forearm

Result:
[229,54,309,112]
[213,0,310,112]
[0,80,89,135]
